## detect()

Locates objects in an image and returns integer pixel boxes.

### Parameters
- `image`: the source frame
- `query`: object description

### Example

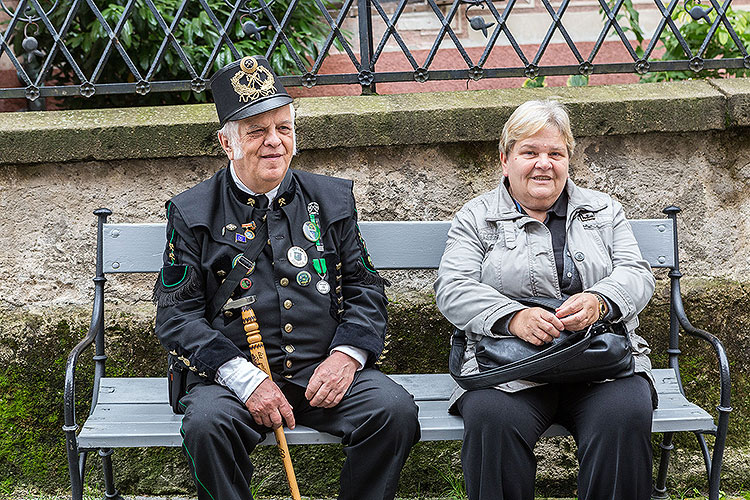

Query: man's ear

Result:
[217,132,234,160]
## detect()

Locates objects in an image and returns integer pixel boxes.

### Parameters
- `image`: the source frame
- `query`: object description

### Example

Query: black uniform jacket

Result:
[153,166,388,388]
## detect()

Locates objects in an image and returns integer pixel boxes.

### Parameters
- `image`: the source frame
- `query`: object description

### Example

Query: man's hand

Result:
[305,351,359,408]
[555,292,600,331]
[508,307,565,346]
[245,378,295,430]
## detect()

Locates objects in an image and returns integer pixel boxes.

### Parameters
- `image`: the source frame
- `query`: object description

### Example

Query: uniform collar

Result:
[227,163,296,210]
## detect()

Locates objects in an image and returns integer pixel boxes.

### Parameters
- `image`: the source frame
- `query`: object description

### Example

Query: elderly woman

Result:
[434,100,656,500]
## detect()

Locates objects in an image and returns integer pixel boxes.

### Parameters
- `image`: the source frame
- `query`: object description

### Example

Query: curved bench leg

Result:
[100,448,124,500]
[652,432,674,499]
[64,425,84,500]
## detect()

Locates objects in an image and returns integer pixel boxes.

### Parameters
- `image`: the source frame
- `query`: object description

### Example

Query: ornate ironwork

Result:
[0,0,748,105]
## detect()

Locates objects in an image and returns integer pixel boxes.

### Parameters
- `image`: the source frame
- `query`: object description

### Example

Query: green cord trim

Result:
[360,256,376,273]
[181,424,217,500]
[160,267,188,288]
[166,202,172,219]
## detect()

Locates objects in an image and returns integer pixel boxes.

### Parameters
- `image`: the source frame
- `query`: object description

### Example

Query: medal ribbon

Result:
[308,213,324,252]
[312,258,327,276]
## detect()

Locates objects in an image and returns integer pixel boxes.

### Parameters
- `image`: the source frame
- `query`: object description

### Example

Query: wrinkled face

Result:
[219,105,294,193]
[501,126,569,212]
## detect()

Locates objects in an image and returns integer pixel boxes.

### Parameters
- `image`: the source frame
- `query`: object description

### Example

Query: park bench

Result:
[64,206,731,500]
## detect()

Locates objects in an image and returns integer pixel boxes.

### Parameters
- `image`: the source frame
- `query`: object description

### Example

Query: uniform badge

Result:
[235,233,247,244]
[307,202,320,215]
[245,229,255,240]
[231,56,277,103]
[296,271,312,286]
[287,246,308,268]
[240,278,253,290]
[302,221,320,242]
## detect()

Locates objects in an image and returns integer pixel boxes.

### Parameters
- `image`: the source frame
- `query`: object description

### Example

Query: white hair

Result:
[218,103,297,159]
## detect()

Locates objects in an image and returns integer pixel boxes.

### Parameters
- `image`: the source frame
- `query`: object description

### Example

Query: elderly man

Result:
[153,56,420,500]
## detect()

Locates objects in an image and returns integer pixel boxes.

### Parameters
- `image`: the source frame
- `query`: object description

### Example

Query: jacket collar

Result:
[486,177,607,223]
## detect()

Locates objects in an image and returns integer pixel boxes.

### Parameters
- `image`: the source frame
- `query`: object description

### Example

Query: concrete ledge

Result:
[0,79,747,165]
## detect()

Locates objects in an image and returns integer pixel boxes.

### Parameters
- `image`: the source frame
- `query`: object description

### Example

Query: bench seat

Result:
[77,369,715,450]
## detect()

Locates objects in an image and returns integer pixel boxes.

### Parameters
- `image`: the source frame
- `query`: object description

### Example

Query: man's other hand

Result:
[245,378,295,429]
[305,351,359,408]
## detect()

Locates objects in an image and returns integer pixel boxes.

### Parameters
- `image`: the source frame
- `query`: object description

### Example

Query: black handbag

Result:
[450,296,634,391]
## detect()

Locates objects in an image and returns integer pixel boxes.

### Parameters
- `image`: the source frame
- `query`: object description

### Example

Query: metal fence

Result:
[1,0,749,104]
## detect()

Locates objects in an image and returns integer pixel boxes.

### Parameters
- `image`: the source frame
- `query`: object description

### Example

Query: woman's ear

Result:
[500,151,509,177]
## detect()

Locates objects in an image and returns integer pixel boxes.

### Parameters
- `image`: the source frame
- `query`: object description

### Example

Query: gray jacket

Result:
[434,179,656,405]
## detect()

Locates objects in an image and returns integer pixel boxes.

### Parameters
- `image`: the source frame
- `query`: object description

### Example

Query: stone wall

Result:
[1,79,749,497]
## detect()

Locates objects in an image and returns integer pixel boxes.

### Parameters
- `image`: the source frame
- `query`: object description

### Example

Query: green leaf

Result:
[567,74,589,87]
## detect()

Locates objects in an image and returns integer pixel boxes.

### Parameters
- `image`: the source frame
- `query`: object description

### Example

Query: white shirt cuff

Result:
[215,356,268,404]
[331,345,367,370]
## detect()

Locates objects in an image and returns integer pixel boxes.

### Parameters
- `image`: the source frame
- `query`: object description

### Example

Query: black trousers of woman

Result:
[456,375,654,500]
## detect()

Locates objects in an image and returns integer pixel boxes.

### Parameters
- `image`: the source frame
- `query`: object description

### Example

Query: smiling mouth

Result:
[531,175,553,181]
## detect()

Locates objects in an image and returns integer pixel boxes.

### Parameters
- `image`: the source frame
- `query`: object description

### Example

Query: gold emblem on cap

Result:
[231,56,276,103]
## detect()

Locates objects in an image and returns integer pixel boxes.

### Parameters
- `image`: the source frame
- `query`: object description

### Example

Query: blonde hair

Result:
[218,103,297,159]
[499,100,575,157]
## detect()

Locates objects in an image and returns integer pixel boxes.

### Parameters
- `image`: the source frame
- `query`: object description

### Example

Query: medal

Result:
[235,233,247,244]
[240,278,252,289]
[316,280,331,294]
[302,221,320,242]
[312,258,329,294]
[296,270,312,286]
[244,229,255,240]
[287,246,308,268]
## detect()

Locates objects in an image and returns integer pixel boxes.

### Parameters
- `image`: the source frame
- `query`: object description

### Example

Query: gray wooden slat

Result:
[102,219,675,273]
[80,370,715,449]
[630,219,674,268]
[358,221,450,270]
[103,223,164,273]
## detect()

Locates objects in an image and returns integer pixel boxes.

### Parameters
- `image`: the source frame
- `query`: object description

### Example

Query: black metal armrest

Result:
[670,281,731,410]
[670,280,732,494]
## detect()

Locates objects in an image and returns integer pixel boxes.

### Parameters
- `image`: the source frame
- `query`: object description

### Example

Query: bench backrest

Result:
[101,219,676,273]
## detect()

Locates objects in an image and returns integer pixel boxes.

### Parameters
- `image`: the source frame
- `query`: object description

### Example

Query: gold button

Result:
[284,374,292,379]
[217,270,227,277]
[335,262,342,270]
[285,344,295,353]
[335,285,342,293]
[284,299,293,309]
[224,310,233,318]
[284,323,293,333]
[336,274,342,281]
[280,278,289,287]
[286,360,292,368]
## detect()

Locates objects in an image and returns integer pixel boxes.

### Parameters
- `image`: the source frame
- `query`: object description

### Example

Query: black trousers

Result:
[456,375,654,500]
[179,368,420,500]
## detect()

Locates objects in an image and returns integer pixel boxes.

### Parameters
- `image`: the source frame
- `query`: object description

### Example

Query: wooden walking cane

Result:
[242,307,302,500]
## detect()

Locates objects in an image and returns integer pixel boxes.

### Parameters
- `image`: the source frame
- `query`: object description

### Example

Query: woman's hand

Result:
[555,292,601,331]
[508,307,565,346]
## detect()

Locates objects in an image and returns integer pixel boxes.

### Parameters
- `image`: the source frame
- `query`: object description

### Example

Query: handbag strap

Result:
[205,220,268,321]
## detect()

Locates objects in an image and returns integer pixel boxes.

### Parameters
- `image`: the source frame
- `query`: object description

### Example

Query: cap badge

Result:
[231,56,276,103]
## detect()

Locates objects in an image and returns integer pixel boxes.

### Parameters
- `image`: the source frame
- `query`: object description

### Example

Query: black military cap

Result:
[209,55,293,127]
